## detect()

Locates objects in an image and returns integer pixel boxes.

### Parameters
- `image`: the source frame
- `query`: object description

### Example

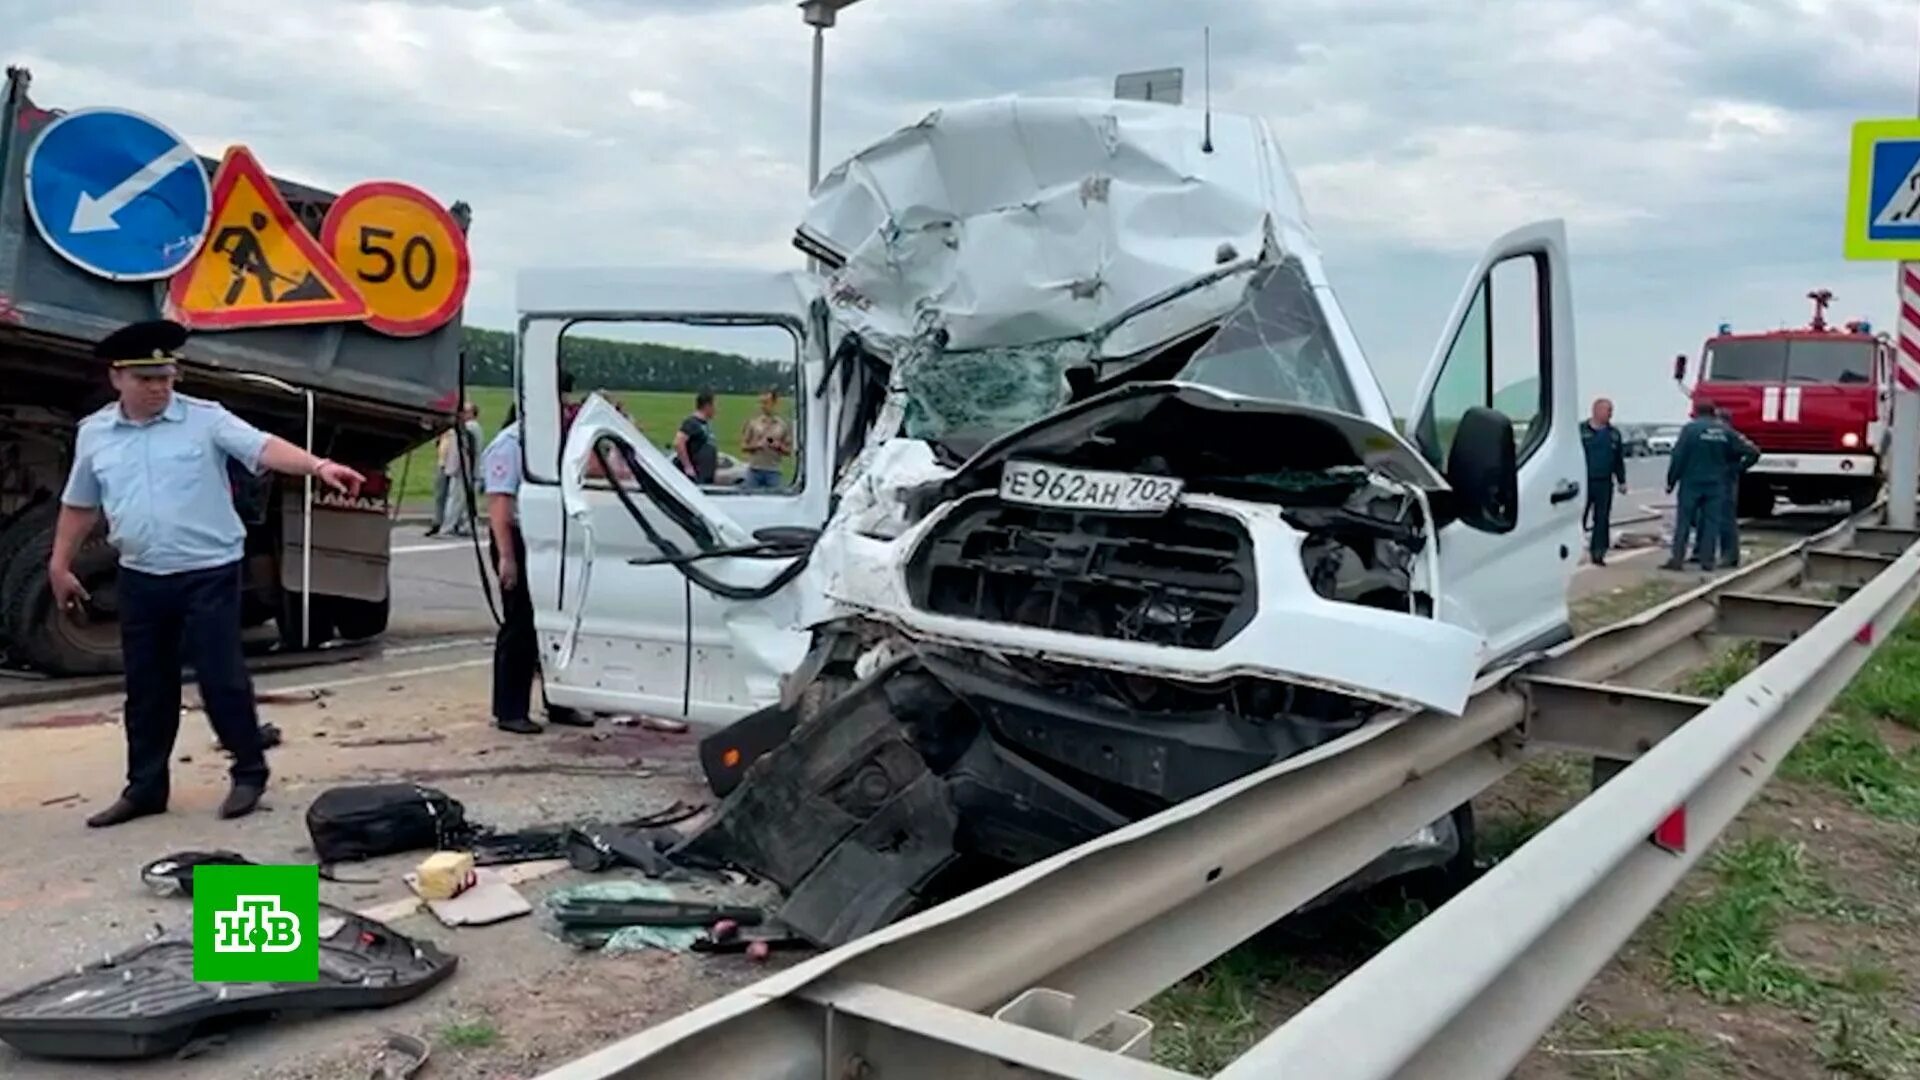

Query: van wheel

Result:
[330,596,390,641]
[1,526,125,676]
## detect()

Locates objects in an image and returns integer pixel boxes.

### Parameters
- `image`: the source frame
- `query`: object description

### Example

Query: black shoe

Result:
[496,716,543,735]
[86,797,165,828]
[423,527,441,538]
[547,707,594,728]
[218,784,265,820]
[1591,556,1607,567]
[1659,560,1685,571]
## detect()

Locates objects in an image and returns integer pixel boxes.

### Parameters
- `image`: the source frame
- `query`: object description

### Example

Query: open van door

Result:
[515,268,830,728]
[1406,220,1584,663]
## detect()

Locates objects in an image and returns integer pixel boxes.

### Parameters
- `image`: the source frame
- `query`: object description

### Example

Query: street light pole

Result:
[800,0,862,194]
[809,23,825,190]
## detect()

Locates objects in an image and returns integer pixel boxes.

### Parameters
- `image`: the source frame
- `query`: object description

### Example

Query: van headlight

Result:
[1842,432,1862,449]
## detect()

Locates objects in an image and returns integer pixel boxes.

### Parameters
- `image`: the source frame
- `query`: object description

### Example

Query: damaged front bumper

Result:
[679,644,1466,947]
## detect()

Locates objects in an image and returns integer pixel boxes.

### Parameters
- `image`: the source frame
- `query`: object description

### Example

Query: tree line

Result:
[462,326,791,394]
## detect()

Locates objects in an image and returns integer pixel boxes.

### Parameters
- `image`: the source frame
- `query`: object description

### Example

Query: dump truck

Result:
[0,67,463,675]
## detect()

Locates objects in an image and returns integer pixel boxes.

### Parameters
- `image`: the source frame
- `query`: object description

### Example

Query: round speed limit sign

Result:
[321,181,470,337]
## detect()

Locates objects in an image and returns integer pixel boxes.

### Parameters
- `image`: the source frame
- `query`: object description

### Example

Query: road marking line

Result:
[383,636,493,657]
[269,657,491,696]
[392,541,472,555]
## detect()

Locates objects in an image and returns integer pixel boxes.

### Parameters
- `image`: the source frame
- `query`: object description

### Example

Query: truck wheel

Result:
[0,500,57,653]
[329,596,390,641]
[1736,485,1773,519]
[0,526,125,676]
[276,589,338,653]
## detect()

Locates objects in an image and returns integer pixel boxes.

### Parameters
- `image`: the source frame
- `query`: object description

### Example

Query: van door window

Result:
[555,320,804,496]
[1414,254,1550,468]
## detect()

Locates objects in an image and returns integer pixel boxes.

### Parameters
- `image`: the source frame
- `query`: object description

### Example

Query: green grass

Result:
[1774,614,1920,823]
[1552,1018,1721,1080]
[437,1018,501,1049]
[1679,640,1760,698]
[387,386,782,505]
[1142,945,1339,1075]
[1659,836,1832,1005]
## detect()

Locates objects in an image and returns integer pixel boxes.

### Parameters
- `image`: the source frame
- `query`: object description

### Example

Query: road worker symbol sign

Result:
[1845,119,1920,261]
[321,181,471,337]
[166,146,368,330]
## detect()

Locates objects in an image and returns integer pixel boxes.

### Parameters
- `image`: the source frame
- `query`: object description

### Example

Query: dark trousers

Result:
[1719,478,1743,566]
[491,526,539,723]
[119,561,267,807]
[1671,484,1725,570]
[1584,478,1614,560]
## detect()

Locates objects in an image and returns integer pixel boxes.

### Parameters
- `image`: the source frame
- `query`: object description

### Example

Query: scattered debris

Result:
[17,711,111,729]
[255,688,330,706]
[611,713,690,734]
[140,851,255,898]
[367,1031,430,1080]
[545,880,774,954]
[566,823,687,879]
[412,851,477,900]
[414,869,531,928]
[0,908,456,1060]
[336,732,447,749]
[36,793,80,807]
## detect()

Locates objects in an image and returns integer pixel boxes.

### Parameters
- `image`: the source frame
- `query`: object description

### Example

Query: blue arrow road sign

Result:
[24,108,212,281]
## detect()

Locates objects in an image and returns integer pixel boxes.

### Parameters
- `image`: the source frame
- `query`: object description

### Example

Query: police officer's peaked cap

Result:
[95,319,188,373]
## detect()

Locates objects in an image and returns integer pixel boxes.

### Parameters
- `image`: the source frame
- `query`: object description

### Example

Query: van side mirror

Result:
[1446,406,1518,534]
[1672,354,1688,382]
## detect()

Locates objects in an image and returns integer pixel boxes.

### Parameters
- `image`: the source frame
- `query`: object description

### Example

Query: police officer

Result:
[1705,406,1760,568]
[1663,401,1738,572]
[482,409,592,734]
[53,320,366,827]
[1580,397,1628,566]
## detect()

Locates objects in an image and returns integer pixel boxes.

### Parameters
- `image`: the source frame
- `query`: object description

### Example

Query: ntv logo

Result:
[213,895,303,953]
[194,866,319,981]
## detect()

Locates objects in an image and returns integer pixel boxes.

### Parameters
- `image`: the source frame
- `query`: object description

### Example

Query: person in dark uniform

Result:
[1698,406,1761,568]
[1663,401,1737,572]
[52,320,366,827]
[1579,397,1628,566]
[481,415,593,735]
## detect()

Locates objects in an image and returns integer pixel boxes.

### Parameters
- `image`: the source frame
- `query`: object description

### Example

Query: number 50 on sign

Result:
[321,181,471,337]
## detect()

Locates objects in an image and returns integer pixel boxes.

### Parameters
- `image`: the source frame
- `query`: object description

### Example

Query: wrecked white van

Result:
[515,97,1584,943]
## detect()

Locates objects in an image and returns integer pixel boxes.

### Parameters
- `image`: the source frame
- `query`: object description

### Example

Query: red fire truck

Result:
[1676,290,1891,517]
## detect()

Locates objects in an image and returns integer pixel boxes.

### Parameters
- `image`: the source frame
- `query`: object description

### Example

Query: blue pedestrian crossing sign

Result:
[24,107,213,281]
[1846,119,1920,260]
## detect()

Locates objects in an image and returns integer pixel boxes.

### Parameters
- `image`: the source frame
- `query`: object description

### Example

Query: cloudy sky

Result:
[11,0,1919,419]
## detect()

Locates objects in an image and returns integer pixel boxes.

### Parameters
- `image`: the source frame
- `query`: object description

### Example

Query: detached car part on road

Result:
[515,97,1587,944]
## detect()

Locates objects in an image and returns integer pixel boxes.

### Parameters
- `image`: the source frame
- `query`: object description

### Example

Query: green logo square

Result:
[192,865,320,983]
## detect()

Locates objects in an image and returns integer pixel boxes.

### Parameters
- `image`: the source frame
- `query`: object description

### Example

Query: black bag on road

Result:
[306,784,471,864]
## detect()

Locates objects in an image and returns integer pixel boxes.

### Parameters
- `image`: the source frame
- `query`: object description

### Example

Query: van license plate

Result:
[999,461,1183,513]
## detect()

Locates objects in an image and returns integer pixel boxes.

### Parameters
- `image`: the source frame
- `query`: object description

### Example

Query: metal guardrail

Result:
[538,510,1920,1080]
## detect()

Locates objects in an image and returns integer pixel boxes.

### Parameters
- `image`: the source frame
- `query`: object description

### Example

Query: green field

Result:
[389,387,781,505]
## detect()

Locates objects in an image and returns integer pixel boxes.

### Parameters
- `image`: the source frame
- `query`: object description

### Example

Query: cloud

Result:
[9,0,1916,418]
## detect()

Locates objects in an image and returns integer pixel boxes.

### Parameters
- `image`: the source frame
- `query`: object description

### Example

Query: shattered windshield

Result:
[900,338,1083,441]
[1176,259,1361,415]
